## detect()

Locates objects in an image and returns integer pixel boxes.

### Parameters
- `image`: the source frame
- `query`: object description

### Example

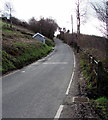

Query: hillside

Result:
[58,32,108,69]
[76,34,108,71]
[2,21,55,74]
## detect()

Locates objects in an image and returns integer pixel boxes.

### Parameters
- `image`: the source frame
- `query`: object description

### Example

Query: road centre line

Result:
[43,62,68,65]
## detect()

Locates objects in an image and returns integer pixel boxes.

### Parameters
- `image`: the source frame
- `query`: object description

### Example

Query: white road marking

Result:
[54,105,64,119]
[65,71,75,95]
[48,55,54,60]
[73,53,76,68]
[43,62,68,65]
[32,62,39,65]
[3,47,56,78]
[3,70,20,78]
[65,52,76,95]
[22,71,25,73]
[54,52,76,119]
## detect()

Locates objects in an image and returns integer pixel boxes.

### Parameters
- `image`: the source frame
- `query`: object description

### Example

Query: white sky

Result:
[0,0,104,36]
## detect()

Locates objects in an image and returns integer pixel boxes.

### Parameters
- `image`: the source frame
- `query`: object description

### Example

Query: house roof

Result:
[33,33,45,38]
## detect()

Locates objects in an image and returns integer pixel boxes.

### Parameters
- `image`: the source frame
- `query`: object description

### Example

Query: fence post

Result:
[97,61,103,95]
[77,46,80,53]
[92,57,95,64]
[88,55,92,63]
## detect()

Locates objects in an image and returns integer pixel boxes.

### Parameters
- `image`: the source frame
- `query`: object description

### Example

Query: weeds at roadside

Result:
[79,52,108,120]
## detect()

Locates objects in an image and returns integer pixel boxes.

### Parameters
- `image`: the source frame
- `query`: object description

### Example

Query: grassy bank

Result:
[2,21,54,74]
[2,43,52,74]
[92,97,108,120]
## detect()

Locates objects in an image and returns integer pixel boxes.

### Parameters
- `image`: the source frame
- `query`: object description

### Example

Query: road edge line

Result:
[54,105,64,119]
[73,52,76,68]
[65,71,75,95]
[3,46,56,78]
[2,70,20,78]
[65,52,76,95]
[54,52,76,119]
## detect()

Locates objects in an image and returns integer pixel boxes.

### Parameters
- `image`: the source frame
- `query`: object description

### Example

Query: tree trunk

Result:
[77,0,80,35]
[106,1,108,58]
[10,8,12,28]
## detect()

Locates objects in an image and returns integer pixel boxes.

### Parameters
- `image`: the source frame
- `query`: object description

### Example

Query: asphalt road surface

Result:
[3,38,75,118]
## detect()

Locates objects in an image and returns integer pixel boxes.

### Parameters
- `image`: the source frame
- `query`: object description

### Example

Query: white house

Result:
[32,33,45,44]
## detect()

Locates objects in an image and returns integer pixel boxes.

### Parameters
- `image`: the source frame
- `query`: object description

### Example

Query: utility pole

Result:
[71,15,73,35]
[106,1,108,38]
[10,7,12,28]
[71,15,74,43]
[6,3,13,28]
[77,0,80,35]
[76,0,81,44]
[106,1,108,58]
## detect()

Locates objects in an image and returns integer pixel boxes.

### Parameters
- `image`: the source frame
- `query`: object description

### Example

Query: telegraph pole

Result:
[71,15,73,35]
[71,15,74,44]
[77,0,80,35]
[106,1,108,58]
[106,1,108,38]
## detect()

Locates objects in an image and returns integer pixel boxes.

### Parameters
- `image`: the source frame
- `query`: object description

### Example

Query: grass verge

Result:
[92,97,108,120]
[2,42,52,74]
[79,52,108,120]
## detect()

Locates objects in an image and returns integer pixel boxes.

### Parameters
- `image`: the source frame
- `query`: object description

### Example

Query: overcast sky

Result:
[0,0,104,36]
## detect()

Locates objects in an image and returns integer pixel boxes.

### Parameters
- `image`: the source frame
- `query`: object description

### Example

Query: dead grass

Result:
[78,34,107,61]
[2,26,37,47]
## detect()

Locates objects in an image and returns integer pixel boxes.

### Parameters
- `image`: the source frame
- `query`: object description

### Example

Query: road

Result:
[2,38,75,118]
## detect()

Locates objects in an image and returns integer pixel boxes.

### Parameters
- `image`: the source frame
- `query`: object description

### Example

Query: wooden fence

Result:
[71,41,108,96]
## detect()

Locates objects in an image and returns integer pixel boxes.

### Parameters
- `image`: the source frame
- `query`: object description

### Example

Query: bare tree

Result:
[74,0,88,45]
[91,0,108,38]
[106,1,108,37]
[4,1,14,28]
[76,0,87,35]
[91,0,108,59]
[29,17,58,39]
[76,0,80,35]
